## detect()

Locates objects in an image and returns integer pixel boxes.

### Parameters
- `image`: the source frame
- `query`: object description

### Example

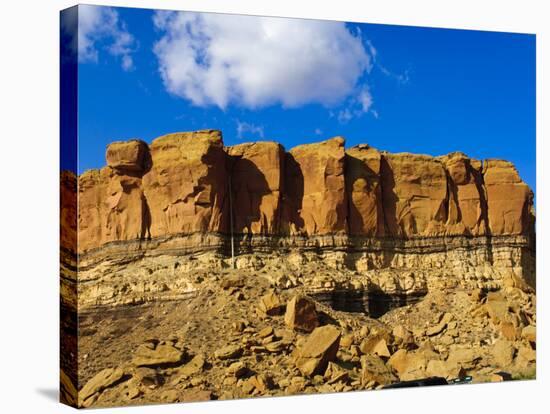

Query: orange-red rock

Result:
[73,131,535,253]
[106,140,150,173]
[346,145,384,237]
[483,159,534,235]
[440,153,488,236]
[142,130,228,238]
[60,170,77,252]
[227,142,284,235]
[380,153,448,237]
[282,137,347,236]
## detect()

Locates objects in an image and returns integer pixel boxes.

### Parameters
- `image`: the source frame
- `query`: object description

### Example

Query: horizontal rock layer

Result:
[60,129,536,307]
[68,130,534,253]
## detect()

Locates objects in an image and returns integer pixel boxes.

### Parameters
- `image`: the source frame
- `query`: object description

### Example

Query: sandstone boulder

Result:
[79,368,127,406]
[106,140,149,173]
[284,295,319,332]
[258,291,284,316]
[293,325,341,376]
[492,339,515,367]
[132,342,184,367]
[360,354,396,385]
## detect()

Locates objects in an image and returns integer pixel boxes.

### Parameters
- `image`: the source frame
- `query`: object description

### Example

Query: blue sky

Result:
[70,5,535,194]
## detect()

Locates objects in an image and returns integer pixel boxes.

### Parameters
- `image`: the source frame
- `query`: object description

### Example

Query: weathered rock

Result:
[293,325,341,376]
[132,342,184,367]
[285,295,319,333]
[215,344,243,360]
[346,145,384,236]
[440,153,487,235]
[175,354,205,379]
[483,159,534,236]
[258,291,284,316]
[281,137,347,235]
[359,336,391,358]
[492,339,515,367]
[227,142,284,235]
[360,354,397,385]
[426,313,453,336]
[79,368,127,405]
[134,367,163,388]
[106,140,149,173]
[521,325,536,343]
[380,153,448,237]
[142,130,228,238]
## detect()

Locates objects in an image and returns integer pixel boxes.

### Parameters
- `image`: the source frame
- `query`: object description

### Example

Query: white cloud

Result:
[337,85,374,123]
[153,11,372,109]
[78,5,136,71]
[236,120,265,140]
[314,128,323,136]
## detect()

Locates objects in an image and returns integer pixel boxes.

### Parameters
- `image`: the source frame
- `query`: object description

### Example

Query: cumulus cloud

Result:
[236,120,264,140]
[78,5,136,70]
[153,11,372,109]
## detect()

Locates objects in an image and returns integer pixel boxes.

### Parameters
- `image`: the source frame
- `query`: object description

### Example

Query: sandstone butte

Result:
[60,129,535,285]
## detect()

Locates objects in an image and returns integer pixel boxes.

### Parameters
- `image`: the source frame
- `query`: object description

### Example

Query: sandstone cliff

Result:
[61,130,535,307]
[73,129,534,252]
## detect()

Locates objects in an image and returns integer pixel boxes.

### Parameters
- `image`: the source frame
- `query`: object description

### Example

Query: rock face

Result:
[227,142,284,235]
[142,130,228,237]
[74,130,535,251]
[281,137,347,236]
[483,160,534,235]
[66,130,535,301]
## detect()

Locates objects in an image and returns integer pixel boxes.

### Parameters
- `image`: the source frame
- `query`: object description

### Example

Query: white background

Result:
[0,0,547,412]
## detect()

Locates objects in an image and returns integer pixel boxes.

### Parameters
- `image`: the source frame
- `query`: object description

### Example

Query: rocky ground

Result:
[70,267,536,409]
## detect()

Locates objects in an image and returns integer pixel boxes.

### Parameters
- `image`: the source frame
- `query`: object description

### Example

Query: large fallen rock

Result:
[293,325,341,376]
[79,368,127,407]
[360,354,397,385]
[132,341,185,367]
[284,295,319,332]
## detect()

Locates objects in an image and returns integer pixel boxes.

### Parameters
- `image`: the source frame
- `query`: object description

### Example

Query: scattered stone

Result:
[492,339,516,367]
[360,354,396,385]
[227,361,249,378]
[215,344,243,360]
[258,326,274,338]
[220,274,245,289]
[521,325,536,343]
[174,353,205,380]
[324,361,349,384]
[340,334,354,348]
[285,294,319,333]
[258,291,285,316]
[426,313,453,336]
[490,371,512,382]
[293,325,341,376]
[359,336,391,358]
[132,342,185,367]
[79,368,128,406]
[134,367,162,388]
